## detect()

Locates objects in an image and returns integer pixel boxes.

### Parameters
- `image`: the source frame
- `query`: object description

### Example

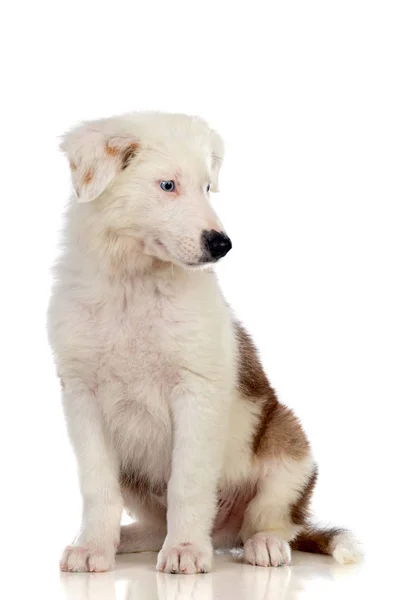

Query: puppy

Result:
[48,112,361,574]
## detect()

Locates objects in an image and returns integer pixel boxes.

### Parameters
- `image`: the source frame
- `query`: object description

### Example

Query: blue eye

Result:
[206,183,211,192]
[160,180,175,192]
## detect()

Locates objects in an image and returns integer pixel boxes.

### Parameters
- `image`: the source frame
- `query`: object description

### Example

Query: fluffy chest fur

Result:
[96,278,179,482]
[49,262,235,483]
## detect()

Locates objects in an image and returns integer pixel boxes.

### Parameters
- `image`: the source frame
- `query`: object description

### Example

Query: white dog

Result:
[48,112,361,574]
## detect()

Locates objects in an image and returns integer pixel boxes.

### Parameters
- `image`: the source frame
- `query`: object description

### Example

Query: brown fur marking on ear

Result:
[69,160,77,171]
[290,466,318,525]
[121,142,140,170]
[83,169,94,185]
[105,142,120,157]
[235,322,310,460]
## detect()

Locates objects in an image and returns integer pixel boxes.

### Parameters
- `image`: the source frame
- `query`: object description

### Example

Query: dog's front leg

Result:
[157,377,230,574]
[60,383,123,572]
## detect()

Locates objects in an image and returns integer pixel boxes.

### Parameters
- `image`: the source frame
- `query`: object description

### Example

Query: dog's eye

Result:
[206,183,211,192]
[160,180,175,192]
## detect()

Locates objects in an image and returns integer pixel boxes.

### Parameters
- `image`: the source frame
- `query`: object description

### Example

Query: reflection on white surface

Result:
[59,550,369,600]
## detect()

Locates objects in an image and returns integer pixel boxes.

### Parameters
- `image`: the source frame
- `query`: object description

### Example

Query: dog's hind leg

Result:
[239,455,316,567]
[118,522,166,553]
[119,482,167,553]
[239,452,362,566]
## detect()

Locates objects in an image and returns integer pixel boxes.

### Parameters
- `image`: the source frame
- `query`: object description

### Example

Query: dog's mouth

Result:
[154,239,214,271]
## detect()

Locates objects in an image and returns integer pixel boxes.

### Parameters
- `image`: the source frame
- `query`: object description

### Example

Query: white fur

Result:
[48,111,359,574]
[240,456,315,543]
[119,522,166,554]
[220,393,262,487]
[331,532,363,565]
[243,533,291,567]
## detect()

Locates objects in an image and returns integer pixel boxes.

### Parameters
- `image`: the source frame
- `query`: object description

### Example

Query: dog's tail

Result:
[290,526,362,564]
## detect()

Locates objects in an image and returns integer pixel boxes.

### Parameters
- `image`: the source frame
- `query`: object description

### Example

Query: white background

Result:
[1,1,399,598]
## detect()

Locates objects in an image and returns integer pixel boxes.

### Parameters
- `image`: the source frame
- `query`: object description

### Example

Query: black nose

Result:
[202,230,232,261]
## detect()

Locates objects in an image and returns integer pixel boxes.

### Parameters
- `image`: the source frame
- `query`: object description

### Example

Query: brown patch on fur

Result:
[69,160,77,171]
[83,169,94,185]
[251,397,278,453]
[290,526,344,555]
[254,399,310,459]
[121,142,139,169]
[235,322,310,460]
[290,466,318,525]
[235,323,272,398]
[105,142,120,157]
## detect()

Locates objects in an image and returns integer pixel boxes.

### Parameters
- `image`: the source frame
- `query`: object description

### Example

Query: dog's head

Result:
[61,112,231,269]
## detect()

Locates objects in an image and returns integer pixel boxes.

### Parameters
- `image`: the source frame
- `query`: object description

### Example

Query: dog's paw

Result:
[243,533,291,567]
[157,540,213,574]
[60,543,115,573]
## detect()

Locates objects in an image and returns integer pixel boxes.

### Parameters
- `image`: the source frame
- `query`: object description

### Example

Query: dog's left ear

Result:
[60,121,140,202]
[210,129,224,193]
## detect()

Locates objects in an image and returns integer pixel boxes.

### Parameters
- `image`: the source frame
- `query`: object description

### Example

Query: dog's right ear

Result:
[60,122,140,202]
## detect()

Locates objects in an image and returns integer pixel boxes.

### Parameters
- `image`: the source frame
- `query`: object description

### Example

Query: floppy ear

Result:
[60,122,140,202]
[210,129,224,193]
